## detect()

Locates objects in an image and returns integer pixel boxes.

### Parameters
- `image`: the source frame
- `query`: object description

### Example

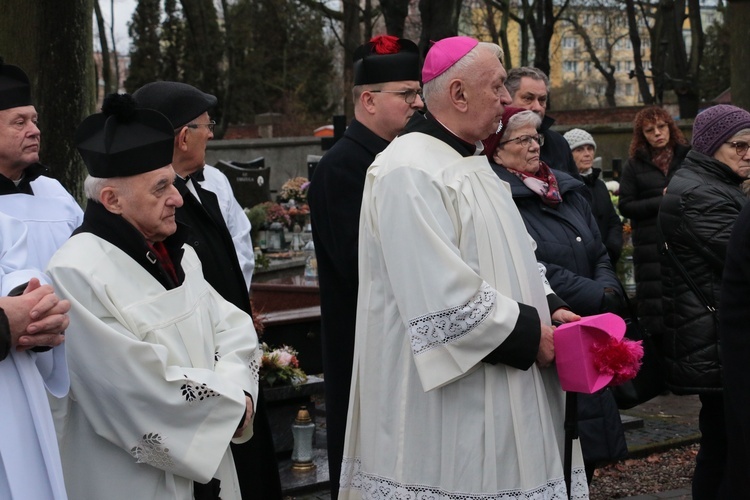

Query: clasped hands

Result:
[6,278,70,352]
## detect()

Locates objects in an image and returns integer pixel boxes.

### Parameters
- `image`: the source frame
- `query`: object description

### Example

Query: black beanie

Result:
[132,81,217,129]
[0,58,32,110]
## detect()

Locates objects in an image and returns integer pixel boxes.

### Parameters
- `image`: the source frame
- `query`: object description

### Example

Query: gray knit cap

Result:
[692,104,750,156]
[563,128,596,152]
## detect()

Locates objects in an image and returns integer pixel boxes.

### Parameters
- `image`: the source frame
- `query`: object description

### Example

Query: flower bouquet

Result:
[278,177,310,204]
[259,343,308,388]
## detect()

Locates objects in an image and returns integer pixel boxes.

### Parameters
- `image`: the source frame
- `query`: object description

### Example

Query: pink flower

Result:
[276,350,294,367]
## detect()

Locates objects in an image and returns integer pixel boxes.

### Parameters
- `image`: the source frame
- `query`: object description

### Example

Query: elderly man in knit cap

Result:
[46,93,260,500]
[132,81,279,500]
[307,34,422,498]
[339,36,588,499]
[658,104,750,499]
[564,128,623,266]
[0,59,82,274]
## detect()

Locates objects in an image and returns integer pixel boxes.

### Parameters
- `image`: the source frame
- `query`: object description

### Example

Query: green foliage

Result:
[161,0,186,81]
[124,0,163,93]
[699,16,730,103]
[124,0,335,136]
[226,0,334,132]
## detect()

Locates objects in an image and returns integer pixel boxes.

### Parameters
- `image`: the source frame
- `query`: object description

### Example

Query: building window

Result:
[562,36,578,49]
[595,38,606,50]
[563,60,578,75]
[615,38,633,50]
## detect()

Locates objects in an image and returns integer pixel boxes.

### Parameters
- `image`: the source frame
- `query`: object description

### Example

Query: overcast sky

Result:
[95,0,137,52]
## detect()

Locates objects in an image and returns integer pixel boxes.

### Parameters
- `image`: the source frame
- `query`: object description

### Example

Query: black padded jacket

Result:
[658,150,748,394]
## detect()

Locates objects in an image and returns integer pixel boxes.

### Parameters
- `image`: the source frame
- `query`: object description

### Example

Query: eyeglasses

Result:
[369,89,423,104]
[725,140,750,157]
[186,120,216,133]
[498,134,545,148]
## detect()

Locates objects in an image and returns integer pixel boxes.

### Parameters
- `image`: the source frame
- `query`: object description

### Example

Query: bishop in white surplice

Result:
[340,36,588,500]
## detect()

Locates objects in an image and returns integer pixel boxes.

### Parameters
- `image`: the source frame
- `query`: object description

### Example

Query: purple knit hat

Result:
[692,104,750,156]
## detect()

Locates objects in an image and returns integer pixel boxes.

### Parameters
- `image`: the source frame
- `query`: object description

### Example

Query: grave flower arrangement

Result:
[278,176,310,204]
[259,343,308,387]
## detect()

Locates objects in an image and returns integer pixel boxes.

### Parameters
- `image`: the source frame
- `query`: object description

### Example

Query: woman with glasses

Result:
[618,107,690,356]
[657,104,750,499]
[484,107,627,484]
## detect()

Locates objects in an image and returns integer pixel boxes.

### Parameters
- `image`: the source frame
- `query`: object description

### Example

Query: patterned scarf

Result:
[650,147,674,176]
[507,161,562,206]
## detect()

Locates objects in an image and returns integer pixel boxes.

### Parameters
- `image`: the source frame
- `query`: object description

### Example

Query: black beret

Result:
[132,81,217,128]
[75,94,175,178]
[0,58,32,111]
[353,35,420,86]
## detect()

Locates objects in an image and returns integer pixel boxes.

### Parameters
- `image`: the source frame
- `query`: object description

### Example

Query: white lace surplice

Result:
[340,133,589,500]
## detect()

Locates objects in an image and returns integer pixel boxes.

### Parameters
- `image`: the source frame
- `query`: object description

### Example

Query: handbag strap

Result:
[658,220,717,316]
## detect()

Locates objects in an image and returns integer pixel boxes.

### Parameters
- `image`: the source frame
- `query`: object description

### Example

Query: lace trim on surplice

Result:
[340,457,588,499]
[130,432,174,469]
[408,281,496,356]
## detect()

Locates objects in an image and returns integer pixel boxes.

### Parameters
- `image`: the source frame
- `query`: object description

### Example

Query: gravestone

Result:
[215,157,270,209]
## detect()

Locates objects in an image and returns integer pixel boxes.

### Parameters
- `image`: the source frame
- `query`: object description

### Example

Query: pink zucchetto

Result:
[422,36,479,84]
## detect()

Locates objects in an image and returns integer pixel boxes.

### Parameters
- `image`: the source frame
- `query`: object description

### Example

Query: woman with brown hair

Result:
[618,107,689,345]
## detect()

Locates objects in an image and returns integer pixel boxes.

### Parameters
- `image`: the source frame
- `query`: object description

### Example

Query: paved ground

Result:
[282,393,702,500]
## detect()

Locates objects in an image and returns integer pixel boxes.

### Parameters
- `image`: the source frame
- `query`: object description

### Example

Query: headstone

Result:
[215,157,271,209]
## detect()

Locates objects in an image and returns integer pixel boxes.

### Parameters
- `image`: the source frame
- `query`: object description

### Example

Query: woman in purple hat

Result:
[658,104,750,499]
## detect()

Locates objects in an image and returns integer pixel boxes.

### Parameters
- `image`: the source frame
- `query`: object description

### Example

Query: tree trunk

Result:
[625,0,654,104]
[110,0,120,92]
[343,0,361,120]
[418,0,462,57]
[729,0,750,110]
[179,0,224,120]
[0,0,94,202]
[94,0,113,96]
[380,0,411,37]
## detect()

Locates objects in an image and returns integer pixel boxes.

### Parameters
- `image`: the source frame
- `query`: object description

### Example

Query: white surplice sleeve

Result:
[47,247,258,483]
[364,161,541,392]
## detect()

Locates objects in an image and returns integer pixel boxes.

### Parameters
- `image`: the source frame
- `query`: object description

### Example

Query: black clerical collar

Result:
[0,163,47,195]
[402,112,477,157]
[74,200,188,289]
[175,167,205,186]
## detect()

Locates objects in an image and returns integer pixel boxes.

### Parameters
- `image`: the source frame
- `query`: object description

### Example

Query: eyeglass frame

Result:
[368,89,423,104]
[725,140,750,157]
[185,120,216,133]
[498,133,545,148]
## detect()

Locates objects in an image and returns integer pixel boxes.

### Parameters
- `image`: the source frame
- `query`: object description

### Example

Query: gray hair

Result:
[422,42,503,104]
[505,67,550,98]
[503,110,542,139]
[731,128,750,139]
[84,175,130,201]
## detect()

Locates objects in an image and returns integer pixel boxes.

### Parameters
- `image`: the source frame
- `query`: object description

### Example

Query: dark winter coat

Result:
[491,164,627,464]
[659,150,747,394]
[540,115,580,179]
[173,174,282,500]
[618,144,690,341]
[308,118,389,496]
[582,168,623,267]
[719,203,750,494]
